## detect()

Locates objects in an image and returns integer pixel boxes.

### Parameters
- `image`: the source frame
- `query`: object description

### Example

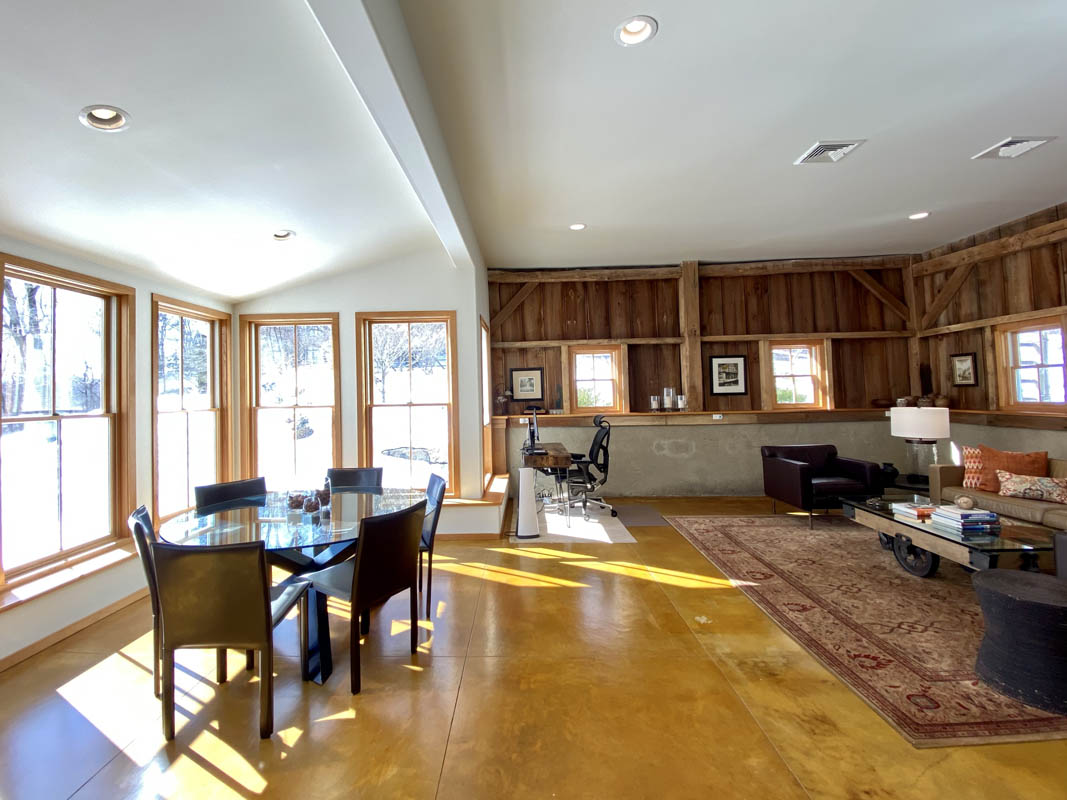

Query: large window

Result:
[570,346,623,411]
[357,312,458,493]
[241,315,339,490]
[998,317,1066,410]
[153,296,230,521]
[770,341,826,409]
[1,256,134,580]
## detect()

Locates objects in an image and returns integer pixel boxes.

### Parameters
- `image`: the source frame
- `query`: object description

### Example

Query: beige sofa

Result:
[929,458,1067,530]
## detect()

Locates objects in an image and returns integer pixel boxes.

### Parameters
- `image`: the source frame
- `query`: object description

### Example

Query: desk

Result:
[517,442,573,538]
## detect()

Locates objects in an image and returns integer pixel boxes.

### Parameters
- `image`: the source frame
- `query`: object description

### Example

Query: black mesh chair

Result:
[567,415,616,521]
[152,540,309,739]
[305,500,427,694]
[419,474,447,618]
[327,467,383,490]
[194,477,267,511]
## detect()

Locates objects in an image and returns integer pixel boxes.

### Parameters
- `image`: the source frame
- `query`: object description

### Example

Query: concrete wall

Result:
[944,423,1067,464]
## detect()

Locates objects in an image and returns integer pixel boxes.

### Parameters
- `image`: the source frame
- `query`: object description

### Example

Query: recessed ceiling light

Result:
[569,223,587,231]
[273,229,296,240]
[908,211,930,220]
[614,15,658,47]
[78,105,129,132]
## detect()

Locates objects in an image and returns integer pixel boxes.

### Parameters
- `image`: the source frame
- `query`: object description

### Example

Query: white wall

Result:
[236,242,486,498]
[0,234,232,661]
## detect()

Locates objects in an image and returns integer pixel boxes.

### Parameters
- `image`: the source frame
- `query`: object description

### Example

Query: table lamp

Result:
[889,407,950,485]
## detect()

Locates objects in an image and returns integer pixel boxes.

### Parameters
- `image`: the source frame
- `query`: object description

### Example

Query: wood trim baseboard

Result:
[0,587,148,674]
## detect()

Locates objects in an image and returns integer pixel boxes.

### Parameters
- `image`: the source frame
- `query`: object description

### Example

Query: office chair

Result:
[567,415,617,521]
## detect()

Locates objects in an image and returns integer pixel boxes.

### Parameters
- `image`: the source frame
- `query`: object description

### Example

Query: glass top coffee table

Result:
[840,494,1057,577]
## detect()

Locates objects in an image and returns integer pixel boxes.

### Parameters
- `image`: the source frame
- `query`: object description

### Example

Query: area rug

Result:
[666,514,1067,747]
[613,503,667,528]
[510,504,636,544]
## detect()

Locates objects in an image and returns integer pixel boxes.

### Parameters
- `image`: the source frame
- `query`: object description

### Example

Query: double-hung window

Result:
[770,341,826,409]
[997,316,1066,410]
[570,346,623,411]
[1,257,134,580]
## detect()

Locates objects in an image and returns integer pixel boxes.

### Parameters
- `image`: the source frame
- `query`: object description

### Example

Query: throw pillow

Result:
[977,445,1049,493]
[996,470,1067,504]
[961,445,982,489]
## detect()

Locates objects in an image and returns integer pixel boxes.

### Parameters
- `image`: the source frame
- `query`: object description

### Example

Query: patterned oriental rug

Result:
[666,514,1067,748]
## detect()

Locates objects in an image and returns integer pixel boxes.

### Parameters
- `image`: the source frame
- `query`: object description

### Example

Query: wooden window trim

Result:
[568,344,625,413]
[767,339,828,410]
[994,314,1067,413]
[238,313,342,482]
[355,310,460,497]
[0,253,135,587]
[151,295,233,525]
[480,317,492,492]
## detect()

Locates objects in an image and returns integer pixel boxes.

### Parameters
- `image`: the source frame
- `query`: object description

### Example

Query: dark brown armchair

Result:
[761,444,881,527]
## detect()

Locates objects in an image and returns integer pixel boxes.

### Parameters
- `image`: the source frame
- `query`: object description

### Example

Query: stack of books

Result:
[929,505,1000,537]
[891,502,935,519]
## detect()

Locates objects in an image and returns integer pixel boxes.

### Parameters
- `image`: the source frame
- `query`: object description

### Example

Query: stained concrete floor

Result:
[1,497,1065,799]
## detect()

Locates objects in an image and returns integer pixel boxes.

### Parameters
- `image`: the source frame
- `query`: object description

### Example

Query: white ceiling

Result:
[400,0,1067,268]
[0,0,441,299]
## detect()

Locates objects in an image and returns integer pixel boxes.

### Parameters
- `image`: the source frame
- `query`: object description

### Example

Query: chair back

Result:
[760,444,838,474]
[421,474,447,549]
[152,541,271,650]
[587,415,611,479]
[352,500,426,610]
[327,467,383,490]
[127,506,160,616]
[195,477,267,510]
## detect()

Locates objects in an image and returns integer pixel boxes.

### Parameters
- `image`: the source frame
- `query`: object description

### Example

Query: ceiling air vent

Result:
[793,139,866,165]
[971,136,1056,160]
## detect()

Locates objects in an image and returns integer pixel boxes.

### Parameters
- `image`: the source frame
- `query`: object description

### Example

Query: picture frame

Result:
[509,366,544,402]
[950,352,978,387]
[709,355,748,395]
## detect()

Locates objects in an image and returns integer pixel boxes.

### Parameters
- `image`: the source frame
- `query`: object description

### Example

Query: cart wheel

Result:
[610,509,618,517]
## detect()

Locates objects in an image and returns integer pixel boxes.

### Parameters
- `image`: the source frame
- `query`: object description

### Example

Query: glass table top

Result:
[840,494,1057,553]
[159,488,426,550]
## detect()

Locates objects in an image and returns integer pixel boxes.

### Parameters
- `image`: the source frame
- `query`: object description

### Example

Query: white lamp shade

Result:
[890,407,950,440]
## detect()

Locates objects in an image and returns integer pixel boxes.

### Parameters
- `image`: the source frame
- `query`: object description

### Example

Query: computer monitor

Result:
[525,406,541,449]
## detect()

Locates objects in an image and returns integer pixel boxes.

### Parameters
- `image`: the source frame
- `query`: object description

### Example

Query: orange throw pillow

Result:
[961,445,983,489]
[976,445,1049,493]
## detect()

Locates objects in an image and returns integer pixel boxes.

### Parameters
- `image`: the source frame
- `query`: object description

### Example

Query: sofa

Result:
[929,458,1067,530]
[761,444,882,527]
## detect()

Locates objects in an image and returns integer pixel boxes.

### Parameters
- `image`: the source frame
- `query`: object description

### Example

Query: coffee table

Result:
[840,494,1057,578]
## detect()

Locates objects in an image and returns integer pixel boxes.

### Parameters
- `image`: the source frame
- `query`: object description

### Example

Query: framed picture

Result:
[509,367,544,402]
[709,355,748,395]
[950,352,978,387]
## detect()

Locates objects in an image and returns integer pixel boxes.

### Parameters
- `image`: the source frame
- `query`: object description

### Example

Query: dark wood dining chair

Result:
[305,500,426,694]
[151,540,309,739]
[326,467,383,490]
[419,474,447,618]
[194,477,267,510]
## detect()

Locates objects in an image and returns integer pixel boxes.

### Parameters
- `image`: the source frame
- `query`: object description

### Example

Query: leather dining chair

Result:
[326,467,383,490]
[419,474,447,618]
[194,477,268,509]
[152,540,309,740]
[305,500,426,694]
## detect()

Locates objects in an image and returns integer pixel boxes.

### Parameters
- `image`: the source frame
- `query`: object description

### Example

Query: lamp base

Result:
[902,438,939,484]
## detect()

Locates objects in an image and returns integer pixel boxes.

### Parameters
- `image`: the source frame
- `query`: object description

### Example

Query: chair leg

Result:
[246,649,255,671]
[809,510,814,529]
[425,551,433,619]
[418,551,424,593]
[298,594,310,681]
[259,647,273,739]
[360,607,371,636]
[152,616,161,699]
[216,648,228,684]
[162,648,176,741]
[410,585,418,654]
[771,499,776,514]
[350,617,362,695]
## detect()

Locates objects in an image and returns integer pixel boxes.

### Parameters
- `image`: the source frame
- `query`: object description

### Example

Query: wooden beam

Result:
[560,344,572,414]
[493,336,683,349]
[918,304,1067,337]
[699,330,911,342]
[677,260,704,411]
[758,339,775,410]
[908,336,922,396]
[698,256,908,279]
[847,270,911,323]
[982,326,998,411]
[489,282,537,334]
[488,266,680,283]
[919,263,976,330]
[903,258,922,395]
[912,217,1067,277]
[822,338,836,410]
[618,344,631,413]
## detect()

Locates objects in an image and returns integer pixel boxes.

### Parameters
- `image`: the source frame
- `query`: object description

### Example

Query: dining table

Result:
[159,486,425,684]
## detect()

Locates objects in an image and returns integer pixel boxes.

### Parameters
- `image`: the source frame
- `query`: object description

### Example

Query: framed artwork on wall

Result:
[950,352,978,387]
[509,367,544,402]
[709,355,748,395]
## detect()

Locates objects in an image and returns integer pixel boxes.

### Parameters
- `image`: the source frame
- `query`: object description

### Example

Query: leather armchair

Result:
[761,444,881,527]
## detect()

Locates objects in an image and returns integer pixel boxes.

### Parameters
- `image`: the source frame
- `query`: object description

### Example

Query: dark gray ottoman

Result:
[972,569,1067,715]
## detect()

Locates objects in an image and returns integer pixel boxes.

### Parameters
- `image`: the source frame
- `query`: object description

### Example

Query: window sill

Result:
[0,540,137,615]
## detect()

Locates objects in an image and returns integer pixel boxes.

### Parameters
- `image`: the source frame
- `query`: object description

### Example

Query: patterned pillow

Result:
[996,470,1067,504]
[961,445,982,489]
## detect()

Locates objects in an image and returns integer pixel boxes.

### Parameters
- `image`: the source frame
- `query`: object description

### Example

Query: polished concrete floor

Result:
[2,497,1066,799]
